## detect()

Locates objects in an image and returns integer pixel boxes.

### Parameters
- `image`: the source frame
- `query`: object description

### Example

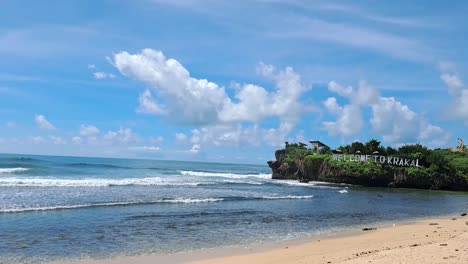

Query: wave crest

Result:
[0,198,224,213]
[179,170,271,179]
[0,177,201,187]
[0,168,29,173]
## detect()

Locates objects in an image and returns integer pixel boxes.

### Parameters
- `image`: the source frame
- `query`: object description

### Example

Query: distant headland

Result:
[268,139,468,191]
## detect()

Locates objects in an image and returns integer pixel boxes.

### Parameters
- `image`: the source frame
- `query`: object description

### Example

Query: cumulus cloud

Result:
[440,70,468,123]
[35,114,55,130]
[112,49,309,134]
[103,127,138,144]
[371,99,450,146]
[322,81,377,137]
[189,144,201,154]
[323,80,449,146]
[79,124,100,136]
[175,132,188,143]
[137,89,165,114]
[323,103,364,137]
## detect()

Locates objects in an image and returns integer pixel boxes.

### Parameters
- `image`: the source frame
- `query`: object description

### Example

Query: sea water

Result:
[0,153,467,263]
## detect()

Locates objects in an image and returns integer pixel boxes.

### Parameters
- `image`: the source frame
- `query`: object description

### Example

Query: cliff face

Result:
[267,154,468,191]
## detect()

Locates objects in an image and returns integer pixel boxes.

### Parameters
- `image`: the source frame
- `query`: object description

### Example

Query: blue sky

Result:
[1,0,467,163]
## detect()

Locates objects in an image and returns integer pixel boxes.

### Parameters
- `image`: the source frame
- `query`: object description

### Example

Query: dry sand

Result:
[58,214,468,264]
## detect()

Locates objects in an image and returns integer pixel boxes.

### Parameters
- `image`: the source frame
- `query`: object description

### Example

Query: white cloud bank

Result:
[112,49,311,147]
[323,81,449,146]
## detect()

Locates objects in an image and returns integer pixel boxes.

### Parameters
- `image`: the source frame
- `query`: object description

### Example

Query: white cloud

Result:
[440,71,468,123]
[87,64,96,69]
[175,132,188,143]
[137,89,165,114]
[35,114,55,130]
[189,144,201,154]
[113,49,227,125]
[370,97,419,143]
[323,103,364,137]
[49,136,66,145]
[322,81,378,137]
[186,123,289,148]
[128,146,161,152]
[112,49,309,130]
[103,127,138,144]
[93,71,116,79]
[79,124,100,136]
[328,81,353,97]
[5,121,15,128]
[72,136,83,144]
[323,80,449,146]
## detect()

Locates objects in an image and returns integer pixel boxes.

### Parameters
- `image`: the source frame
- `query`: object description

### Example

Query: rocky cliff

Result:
[268,152,468,191]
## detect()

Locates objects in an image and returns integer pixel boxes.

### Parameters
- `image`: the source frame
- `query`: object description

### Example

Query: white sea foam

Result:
[0,198,224,213]
[0,167,29,173]
[338,189,348,193]
[273,180,340,189]
[179,170,271,179]
[0,177,202,187]
[259,195,314,200]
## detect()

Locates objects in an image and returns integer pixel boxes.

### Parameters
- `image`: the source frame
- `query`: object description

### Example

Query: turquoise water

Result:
[0,153,467,263]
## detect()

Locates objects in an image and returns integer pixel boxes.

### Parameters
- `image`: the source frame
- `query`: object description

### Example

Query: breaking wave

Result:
[1,195,314,213]
[0,198,224,213]
[0,177,201,187]
[0,167,29,174]
[179,170,271,179]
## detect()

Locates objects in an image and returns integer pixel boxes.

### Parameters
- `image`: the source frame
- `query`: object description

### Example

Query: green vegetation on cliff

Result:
[268,139,468,191]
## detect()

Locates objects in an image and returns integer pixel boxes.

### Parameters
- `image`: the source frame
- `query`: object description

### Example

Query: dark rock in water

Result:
[362,227,377,231]
[460,213,467,216]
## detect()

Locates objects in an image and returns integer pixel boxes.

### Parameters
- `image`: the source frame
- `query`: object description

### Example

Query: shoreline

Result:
[54,213,468,264]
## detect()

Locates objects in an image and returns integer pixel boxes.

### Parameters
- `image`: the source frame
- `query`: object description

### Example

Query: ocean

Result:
[0,153,467,263]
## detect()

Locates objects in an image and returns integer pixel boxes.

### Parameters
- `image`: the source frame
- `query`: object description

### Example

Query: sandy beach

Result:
[57,213,468,264]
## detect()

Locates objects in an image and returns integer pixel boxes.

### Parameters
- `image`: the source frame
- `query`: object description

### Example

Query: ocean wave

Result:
[0,198,224,213]
[179,170,271,179]
[1,195,314,213]
[338,189,348,194]
[256,195,314,200]
[0,167,29,173]
[0,177,201,187]
[65,163,131,169]
[271,180,340,189]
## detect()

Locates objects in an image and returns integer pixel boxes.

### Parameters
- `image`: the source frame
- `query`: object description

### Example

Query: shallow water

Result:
[0,153,467,263]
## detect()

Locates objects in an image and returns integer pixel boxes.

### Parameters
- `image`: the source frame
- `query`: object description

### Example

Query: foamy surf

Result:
[0,198,225,213]
[0,167,29,173]
[179,170,271,179]
[338,189,348,194]
[258,195,314,200]
[0,177,201,187]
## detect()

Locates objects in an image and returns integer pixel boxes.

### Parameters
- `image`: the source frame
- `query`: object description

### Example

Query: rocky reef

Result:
[268,141,468,191]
